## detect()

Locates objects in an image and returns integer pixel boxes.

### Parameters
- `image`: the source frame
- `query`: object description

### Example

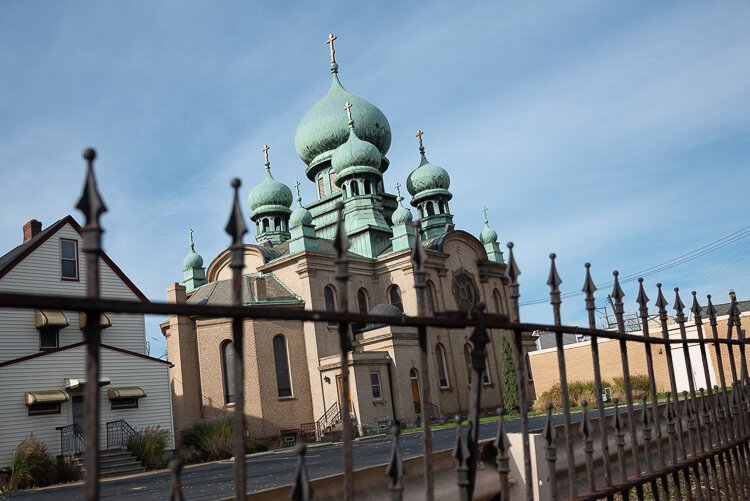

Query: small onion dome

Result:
[183,229,204,271]
[331,128,382,179]
[406,151,452,205]
[480,225,498,244]
[295,74,391,178]
[290,195,313,227]
[391,196,413,226]
[183,249,203,271]
[248,168,293,216]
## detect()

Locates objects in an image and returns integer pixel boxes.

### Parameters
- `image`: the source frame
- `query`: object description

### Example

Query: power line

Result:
[519,225,750,306]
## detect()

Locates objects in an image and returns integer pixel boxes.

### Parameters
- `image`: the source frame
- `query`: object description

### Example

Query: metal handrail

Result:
[56,423,86,455]
[105,419,140,450]
[315,401,340,438]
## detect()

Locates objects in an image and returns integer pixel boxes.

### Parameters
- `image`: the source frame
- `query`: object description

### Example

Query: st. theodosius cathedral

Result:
[162,35,535,443]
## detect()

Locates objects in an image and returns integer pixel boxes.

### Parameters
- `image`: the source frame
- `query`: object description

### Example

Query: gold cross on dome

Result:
[262,144,270,165]
[326,33,337,64]
[416,129,424,149]
[344,102,353,123]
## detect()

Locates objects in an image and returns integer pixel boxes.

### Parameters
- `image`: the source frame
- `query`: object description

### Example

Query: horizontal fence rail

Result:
[1,148,748,500]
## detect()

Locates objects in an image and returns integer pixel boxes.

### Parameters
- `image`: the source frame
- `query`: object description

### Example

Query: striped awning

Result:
[34,309,69,328]
[25,390,69,406]
[78,312,112,330]
[107,387,146,400]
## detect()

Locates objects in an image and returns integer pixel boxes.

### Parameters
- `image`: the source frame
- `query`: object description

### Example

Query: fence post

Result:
[75,148,106,501]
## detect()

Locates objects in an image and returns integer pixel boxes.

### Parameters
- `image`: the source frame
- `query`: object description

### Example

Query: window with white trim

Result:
[370,371,382,400]
[60,239,79,280]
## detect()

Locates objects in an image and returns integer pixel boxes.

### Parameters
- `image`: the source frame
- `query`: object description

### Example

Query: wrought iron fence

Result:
[105,420,140,450]
[1,148,749,500]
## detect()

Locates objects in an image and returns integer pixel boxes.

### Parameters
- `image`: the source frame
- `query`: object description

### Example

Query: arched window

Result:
[426,280,437,315]
[357,288,369,314]
[351,181,360,196]
[482,355,492,385]
[274,217,281,232]
[317,176,325,198]
[221,340,235,404]
[439,201,446,214]
[329,171,339,193]
[388,285,403,312]
[452,273,477,312]
[262,219,269,232]
[324,285,337,326]
[436,343,449,388]
[464,343,472,384]
[273,335,292,398]
[364,180,371,195]
[426,203,434,216]
[493,289,502,314]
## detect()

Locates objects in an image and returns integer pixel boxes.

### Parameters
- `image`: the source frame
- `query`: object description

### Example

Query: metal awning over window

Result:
[65,377,111,390]
[107,387,146,400]
[78,312,112,329]
[34,309,69,328]
[25,390,69,406]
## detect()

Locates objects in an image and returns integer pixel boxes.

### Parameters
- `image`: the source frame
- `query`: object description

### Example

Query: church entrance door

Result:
[410,368,420,414]
[336,375,352,414]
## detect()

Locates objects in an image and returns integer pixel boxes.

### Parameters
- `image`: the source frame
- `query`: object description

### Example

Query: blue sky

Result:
[1,1,749,358]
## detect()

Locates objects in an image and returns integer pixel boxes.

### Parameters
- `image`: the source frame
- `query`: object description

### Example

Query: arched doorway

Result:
[410,368,420,413]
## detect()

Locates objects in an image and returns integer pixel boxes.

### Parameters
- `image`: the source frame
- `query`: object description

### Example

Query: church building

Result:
[162,35,535,443]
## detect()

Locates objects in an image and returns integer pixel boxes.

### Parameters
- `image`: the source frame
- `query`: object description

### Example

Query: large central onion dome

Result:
[295,72,391,179]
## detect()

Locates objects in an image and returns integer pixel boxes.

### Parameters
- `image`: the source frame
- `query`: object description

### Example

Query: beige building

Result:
[161,42,535,445]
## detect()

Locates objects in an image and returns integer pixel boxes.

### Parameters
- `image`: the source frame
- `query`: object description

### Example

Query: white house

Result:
[0,217,174,469]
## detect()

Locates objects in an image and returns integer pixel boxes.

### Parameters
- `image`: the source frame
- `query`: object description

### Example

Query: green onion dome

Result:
[295,73,391,179]
[290,190,313,228]
[406,150,452,205]
[480,225,498,244]
[391,193,413,226]
[331,128,382,180]
[248,166,293,218]
[183,229,204,271]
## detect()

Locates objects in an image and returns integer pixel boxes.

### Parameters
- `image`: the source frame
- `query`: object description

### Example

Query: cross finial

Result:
[344,102,354,128]
[262,144,270,169]
[294,180,302,204]
[394,182,402,200]
[482,206,489,226]
[189,228,195,251]
[326,33,337,64]
[416,129,425,154]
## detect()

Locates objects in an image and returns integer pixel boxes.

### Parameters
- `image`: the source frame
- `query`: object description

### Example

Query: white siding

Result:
[0,223,147,361]
[0,345,174,468]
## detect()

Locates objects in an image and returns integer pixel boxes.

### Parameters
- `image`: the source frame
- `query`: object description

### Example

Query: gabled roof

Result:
[701,300,750,318]
[0,341,171,369]
[0,216,149,303]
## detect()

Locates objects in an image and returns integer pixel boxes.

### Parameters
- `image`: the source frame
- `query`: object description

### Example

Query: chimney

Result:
[23,220,42,243]
[729,290,737,303]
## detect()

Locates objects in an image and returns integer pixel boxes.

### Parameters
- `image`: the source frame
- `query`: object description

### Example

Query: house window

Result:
[273,335,293,398]
[452,274,477,311]
[111,397,138,410]
[39,327,59,350]
[388,285,403,313]
[324,285,337,326]
[28,402,61,416]
[464,343,472,384]
[221,340,236,404]
[370,372,382,400]
[482,356,492,385]
[60,239,79,280]
[435,343,450,388]
[357,288,369,314]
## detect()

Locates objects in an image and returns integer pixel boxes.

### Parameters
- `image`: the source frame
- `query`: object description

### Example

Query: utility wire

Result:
[519,225,750,306]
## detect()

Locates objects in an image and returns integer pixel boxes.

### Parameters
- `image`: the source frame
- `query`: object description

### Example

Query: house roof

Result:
[701,300,750,318]
[187,274,302,306]
[0,216,149,302]
[0,341,171,369]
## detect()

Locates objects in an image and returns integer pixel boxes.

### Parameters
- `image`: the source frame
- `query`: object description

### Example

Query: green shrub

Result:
[179,418,266,462]
[534,380,605,412]
[612,375,651,402]
[500,337,520,413]
[128,426,170,469]
[8,435,56,491]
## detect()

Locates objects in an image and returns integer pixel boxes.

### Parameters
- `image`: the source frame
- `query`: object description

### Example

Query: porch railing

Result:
[315,401,340,439]
[105,420,139,450]
[56,423,86,455]
[1,149,749,500]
